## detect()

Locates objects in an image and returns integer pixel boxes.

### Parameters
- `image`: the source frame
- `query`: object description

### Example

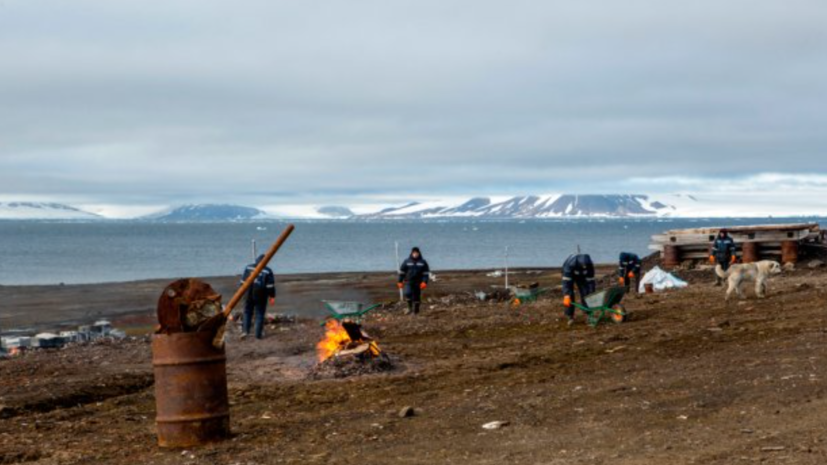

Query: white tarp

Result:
[639,266,688,293]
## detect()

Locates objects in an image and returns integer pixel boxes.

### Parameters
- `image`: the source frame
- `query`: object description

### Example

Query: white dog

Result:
[715,260,782,301]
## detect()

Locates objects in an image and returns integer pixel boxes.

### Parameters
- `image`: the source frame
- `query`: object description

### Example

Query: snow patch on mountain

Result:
[316,206,355,218]
[144,204,270,222]
[358,195,679,219]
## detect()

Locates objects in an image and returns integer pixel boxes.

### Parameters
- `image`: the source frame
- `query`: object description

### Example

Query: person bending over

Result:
[562,254,596,326]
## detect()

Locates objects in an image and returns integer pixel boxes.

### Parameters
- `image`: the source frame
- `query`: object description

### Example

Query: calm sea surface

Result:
[0,218,818,286]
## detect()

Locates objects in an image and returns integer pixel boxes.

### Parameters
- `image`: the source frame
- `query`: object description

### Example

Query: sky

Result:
[1,0,826,217]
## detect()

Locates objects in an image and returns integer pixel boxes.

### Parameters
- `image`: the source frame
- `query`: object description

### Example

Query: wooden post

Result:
[504,246,510,291]
[742,242,759,263]
[395,241,403,303]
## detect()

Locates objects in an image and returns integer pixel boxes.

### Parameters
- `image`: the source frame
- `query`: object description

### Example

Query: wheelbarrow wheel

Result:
[610,304,627,324]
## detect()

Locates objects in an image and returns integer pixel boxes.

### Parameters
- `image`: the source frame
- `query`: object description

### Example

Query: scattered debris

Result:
[482,421,510,430]
[475,288,511,302]
[808,260,825,269]
[265,313,297,326]
[1,320,126,353]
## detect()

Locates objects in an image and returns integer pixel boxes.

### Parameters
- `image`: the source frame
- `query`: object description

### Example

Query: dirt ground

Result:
[0,268,564,332]
[2,262,827,464]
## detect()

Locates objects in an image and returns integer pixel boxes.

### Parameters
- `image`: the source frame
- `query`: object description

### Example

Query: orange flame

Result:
[317,320,352,362]
[368,341,381,357]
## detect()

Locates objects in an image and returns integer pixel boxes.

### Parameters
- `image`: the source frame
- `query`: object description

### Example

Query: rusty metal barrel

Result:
[662,245,681,268]
[741,242,759,263]
[152,331,230,448]
[781,240,799,265]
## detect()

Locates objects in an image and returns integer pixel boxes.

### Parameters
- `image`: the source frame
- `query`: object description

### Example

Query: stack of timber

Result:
[649,223,822,267]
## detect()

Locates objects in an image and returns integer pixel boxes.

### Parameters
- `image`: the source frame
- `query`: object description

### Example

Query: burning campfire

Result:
[311,320,392,379]
[317,320,381,362]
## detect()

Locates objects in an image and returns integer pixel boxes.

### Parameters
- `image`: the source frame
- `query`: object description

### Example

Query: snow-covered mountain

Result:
[3,193,823,221]
[316,206,355,219]
[144,204,270,222]
[358,195,679,219]
[0,202,102,220]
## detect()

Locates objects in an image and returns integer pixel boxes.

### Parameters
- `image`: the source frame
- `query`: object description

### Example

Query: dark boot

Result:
[413,303,421,315]
[564,307,575,326]
[404,302,413,315]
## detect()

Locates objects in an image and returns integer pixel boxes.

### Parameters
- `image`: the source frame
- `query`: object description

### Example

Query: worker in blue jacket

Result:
[710,229,737,286]
[240,254,276,339]
[562,254,596,326]
[397,247,430,315]
[618,252,642,294]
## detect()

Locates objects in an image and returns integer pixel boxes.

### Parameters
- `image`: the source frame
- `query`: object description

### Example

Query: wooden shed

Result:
[649,223,822,267]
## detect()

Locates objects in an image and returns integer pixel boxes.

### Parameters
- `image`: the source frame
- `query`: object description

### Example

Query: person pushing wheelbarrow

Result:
[562,253,596,326]
[397,247,430,315]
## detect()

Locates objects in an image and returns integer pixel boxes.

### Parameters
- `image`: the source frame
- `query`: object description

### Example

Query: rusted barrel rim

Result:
[153,355,226,367]
[156,411,230,424]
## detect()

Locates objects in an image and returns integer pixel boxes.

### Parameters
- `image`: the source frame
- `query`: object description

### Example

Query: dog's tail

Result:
[715,264,731,279]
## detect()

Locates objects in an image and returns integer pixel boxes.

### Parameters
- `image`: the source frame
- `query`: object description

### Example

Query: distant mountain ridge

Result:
[0,202,101,220]
[359,195,676,219]
[144,204,269,222]
[10,193,820,221]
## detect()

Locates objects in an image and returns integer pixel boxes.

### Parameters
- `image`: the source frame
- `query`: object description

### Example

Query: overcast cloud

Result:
[1,0,826,213]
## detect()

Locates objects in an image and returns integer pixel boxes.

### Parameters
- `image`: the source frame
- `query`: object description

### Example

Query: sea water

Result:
[0,218,818,285]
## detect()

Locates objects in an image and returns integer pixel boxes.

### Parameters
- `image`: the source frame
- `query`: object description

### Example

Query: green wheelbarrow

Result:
[321,300,382,324]
[572,286,628,327]
[510,285,551,307]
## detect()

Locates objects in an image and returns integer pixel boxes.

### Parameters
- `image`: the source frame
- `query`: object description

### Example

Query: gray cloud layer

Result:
[1,0,826,205]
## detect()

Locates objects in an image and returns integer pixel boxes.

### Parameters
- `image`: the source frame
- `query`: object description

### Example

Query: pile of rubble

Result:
[1,319,126,356]
[308,351,395,380]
